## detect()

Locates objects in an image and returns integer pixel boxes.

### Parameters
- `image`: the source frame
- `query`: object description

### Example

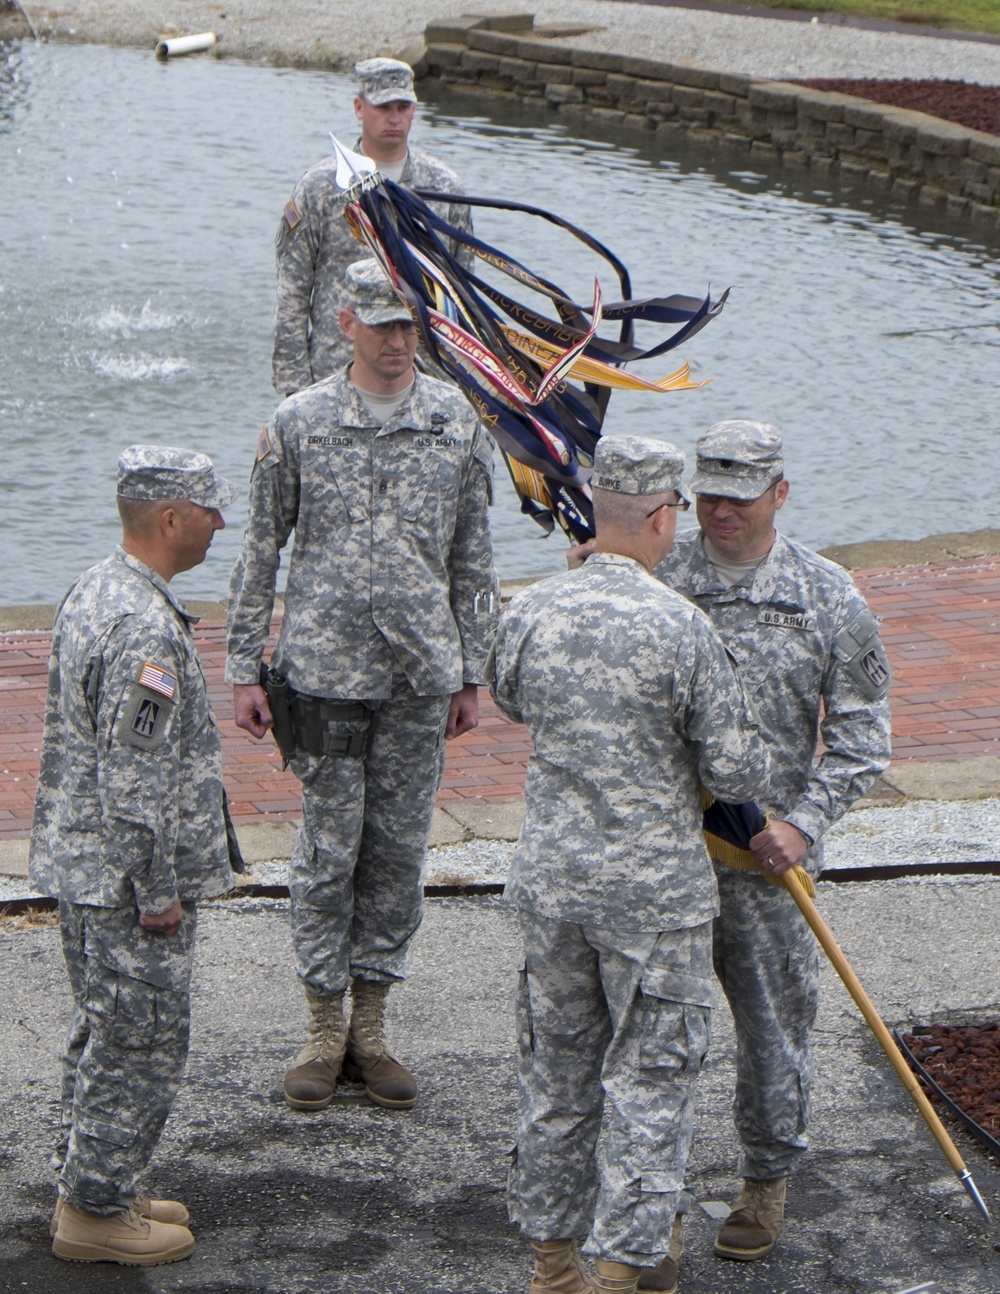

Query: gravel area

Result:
[13,0,1000,87]
[3,799,996,904]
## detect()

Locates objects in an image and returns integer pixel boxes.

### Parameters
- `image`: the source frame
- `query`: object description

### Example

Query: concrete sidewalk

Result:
[1,882,998,1292]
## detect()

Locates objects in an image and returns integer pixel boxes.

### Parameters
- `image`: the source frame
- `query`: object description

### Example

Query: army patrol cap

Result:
[592,435,690,500]
[689,420,784,501]
[117,446,239,509]
[355,57,418,106]
[345,258,415,327]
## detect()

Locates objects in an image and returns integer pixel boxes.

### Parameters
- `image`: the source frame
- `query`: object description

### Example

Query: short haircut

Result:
[116,494,180,534]
[592,486,674,530]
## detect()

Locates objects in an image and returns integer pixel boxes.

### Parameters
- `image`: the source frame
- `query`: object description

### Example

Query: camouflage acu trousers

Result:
[713,864,820,1179]
[288,677,450,994]
[510,913,714,1266]
[55,900,197,1215]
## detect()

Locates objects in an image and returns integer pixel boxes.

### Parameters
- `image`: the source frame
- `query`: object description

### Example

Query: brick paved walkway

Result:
[1,557,997,840]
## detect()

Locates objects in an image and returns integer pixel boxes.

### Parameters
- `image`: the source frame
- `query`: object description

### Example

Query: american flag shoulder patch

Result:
[257,424,272,463]
[283,198,301,230]
[138,662,177,700]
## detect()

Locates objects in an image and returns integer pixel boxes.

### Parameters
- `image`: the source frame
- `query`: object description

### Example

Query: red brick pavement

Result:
[1,557,997,840]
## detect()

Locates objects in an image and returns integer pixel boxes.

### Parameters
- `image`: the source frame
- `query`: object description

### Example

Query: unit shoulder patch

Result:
[116,663,178,751]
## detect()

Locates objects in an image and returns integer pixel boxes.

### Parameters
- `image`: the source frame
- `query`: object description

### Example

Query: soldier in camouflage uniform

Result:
[228,258,498,1114]
[568,422,892,1287]
[29,447,240,1266]
[272,57,473,397]
[489,436,769,1294]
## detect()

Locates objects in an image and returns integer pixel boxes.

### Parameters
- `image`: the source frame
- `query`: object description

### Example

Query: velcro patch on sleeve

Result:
[138,661,177,700]
[257,424,273,463]
[283,198,301,229]
[117,680,176,751]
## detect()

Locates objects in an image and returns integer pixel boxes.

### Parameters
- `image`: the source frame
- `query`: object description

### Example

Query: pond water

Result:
[1,41,998,605]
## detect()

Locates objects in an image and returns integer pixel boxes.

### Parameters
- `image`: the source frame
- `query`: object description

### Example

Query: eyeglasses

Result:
[368,319,417,335]
[646,496,690,517]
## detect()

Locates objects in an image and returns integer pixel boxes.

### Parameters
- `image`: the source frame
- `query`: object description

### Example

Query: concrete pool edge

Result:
[418,13,1000,235]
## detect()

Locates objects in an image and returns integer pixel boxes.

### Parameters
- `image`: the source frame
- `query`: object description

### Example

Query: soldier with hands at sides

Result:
[228,258,498,1115]
[30,447,241,1266]
[490,435,769,1294]
[272,57,472,397]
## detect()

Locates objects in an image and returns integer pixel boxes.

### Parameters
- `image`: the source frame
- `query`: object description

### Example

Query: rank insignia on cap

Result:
[257,425,272,463]
[138,662,177,700]
[284,198,301,230]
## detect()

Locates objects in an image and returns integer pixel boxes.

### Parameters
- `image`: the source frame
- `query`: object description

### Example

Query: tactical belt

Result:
[260,663,368,764]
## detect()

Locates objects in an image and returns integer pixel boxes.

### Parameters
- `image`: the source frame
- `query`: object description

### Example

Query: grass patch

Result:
[720,0,1000,38]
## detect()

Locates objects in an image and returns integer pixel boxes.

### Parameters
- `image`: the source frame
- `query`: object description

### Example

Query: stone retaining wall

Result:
[420,15,1000,233]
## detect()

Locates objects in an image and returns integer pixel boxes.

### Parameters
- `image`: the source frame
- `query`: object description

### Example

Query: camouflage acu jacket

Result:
[272,143,473,397]
[489,553,769,931]
[226,369,498,700]
[656,530,892,861]
[29,548,233,913]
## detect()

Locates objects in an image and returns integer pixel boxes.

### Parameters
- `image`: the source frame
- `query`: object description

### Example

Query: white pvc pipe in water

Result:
[154,32,217,60]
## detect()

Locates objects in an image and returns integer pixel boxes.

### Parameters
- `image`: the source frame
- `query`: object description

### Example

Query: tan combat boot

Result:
[52,1201,195,1265]
[529,1238,594,1293]
[636,1214,684,1293]
[593,1258,643,1294]
[51,1191,189,1237]
[283,987,348,1110]
[342,979,417,1109]
[713,1176,787,1261]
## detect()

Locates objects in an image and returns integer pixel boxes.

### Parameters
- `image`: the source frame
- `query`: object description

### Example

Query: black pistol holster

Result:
[259,661,368,767]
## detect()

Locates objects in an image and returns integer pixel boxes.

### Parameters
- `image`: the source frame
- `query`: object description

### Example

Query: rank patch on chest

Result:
[283,198,301,229]
[758,608,815,630]
[138,662,177,699]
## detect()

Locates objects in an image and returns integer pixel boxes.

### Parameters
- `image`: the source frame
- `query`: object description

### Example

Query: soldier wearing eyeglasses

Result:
[490,434,768,1294]
[227,258,498,1114]
[272,58,472,398]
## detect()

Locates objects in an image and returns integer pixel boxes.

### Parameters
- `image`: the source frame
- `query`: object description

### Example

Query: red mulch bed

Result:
[793,79,1000,137]
[902,1022,1000,1147]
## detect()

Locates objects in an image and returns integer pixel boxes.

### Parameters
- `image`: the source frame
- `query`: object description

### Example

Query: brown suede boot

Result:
[593,1258,643,1294]
[52,1201,194,1265]
[283,987,348,1110]
[529,1239,594,1293]
[636,1214,684,1292]
[342,979,417,1109]
[51,1192,189,1237]
[714,1177,787,1261]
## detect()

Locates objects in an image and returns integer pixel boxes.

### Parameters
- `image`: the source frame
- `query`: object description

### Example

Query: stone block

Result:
[537,61,573,84]
[672,85,705,109]
[963,180,996,204]
[771,127,797,150]
[782,149,809,169]
[917,184,947,208]
[854,128,881,154]
[842,101,892,132]
[633,78,674,104]
[545,83,583,105]
[483,13,536,32]
[891,177,920,201]
[687,126,721,147]
[656,120,684,139]
[748,81,803,112]
[606,72,639,101]
[826,122,855,147]
[516,37,571,64]
[590,106,626,123]
[749,140,780,162]
[662,62,720,90]
[839,160,869,182]
[719,71,752,97]
[498,57,538,83]
[794,90,856,123]
[425,43,466,71]
[969,134,1000,166]
[866,166,893,191]
[946,194,972,218]
[623,112,653,131]
[702,90,737,120]
[571,66,607,87]
[582,86,614,106]
[721,131,751,153]
[460,50,499,74]
[810,154,835,173]
[678,106,709,124]
[569,48,625,72]
[969,201,1000,225]
[913,118,973,156]
[467,29,523,55]
[424,17,488,42]
[880,109,920,144]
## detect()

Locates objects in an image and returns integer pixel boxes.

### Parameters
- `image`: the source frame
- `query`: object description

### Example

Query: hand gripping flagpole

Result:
[779,866,992,1224]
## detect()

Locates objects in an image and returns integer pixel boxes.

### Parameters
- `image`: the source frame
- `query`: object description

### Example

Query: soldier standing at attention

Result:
[490,435,769,1294]
[571,421,892,1288]
[30,447,240,1266]
[228,258,498,1114]
[272,57,473,398]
